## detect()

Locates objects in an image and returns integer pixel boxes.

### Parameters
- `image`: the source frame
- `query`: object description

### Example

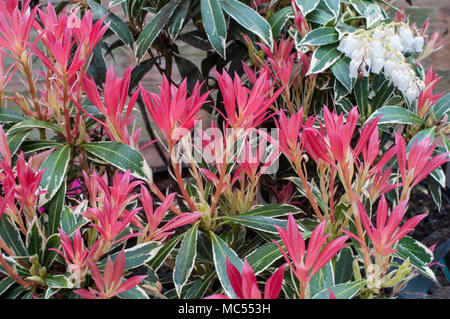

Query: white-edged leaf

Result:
[211,232,243,298]
[45,274,73,289]
[331,58,352,92]
[245,241,283,275]
[221,215,287,234]
[309,261,335,297]
[173,224,198,297]
[312,280,365,299]
[301,27,339,46]
[324,0,340,17]
[135,1,179,60]
[307,43,341,75]
[86,0,134,49]
[295,0,320,15]
[169,0,190,38]
[220,0,273,49]
[365,106,425,125]
[39,145,71,204]
[432,93,450,120]
[0,216,28,257]
[7,120,62,135]
[118,286,149,299]
[99,241,163,270]
[148,233,184,271]
[394,235,435,280]
[6,130,30,157]
[268,7,292,39]
[242,203,303,217]
[83,141,152,183]
[0,109,27,124]
[201,0,227,58]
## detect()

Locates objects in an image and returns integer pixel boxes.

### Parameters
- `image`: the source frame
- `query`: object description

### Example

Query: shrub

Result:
[0,0,448,299]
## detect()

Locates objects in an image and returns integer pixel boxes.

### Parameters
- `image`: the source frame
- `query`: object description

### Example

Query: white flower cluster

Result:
[337,24,425,102]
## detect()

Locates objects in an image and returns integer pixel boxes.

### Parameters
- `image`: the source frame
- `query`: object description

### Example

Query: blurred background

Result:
[397,0,450,92]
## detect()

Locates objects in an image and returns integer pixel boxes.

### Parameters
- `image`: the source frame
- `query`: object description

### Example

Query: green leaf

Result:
[174,55,203,92]
[0,216,28,257]
[309,261,334,297]
[334,79,349,102]
[210,232,243,298]
[0,109,27,124]
[6,130,30,157]
[39,145,71,203]
[427,175,442,210]
[130,0,147,19]
[83,141,152,183]
[372,78,395,110]
[0,277,15,296]
[179,31,212,51]
[87,42,107,85]
[312,280,365,299]
[21,141,64,154]
[394,235,435,280]
[268,7,292,40]
[86,0,134,49]
[169,0,190,38]
[365,106,425,125]
[183,271,217,299]
[221,215,287,234]
[282,269,300,298]
[336,22,358,39]
[334,246,354,284]
[331,58,352,92]
[99,241,162,270]
[44,287,59,299]
[430,167,446,188]
[242,203,302,217]
[2,285,27,299]
[45,274,73,289]
[26,218,44,259]
[306,8,334,25]
[354,76,369,117]
[129,58,157,90]
[287,176,327,213]
[220,0,273,50]
[245,241,283,275]
[45,181,66,236]
[7,120,62,135]
[432,93,450,120]
[109,0,126,7]
[173,224,198,297]
[324,0,340,17]
[60,206,76,236]
[307,43,341,75]
[349,0,384,28]
[440,132,450,153]
[135,0,179,60]
[407,127,435,153]
[301,27,339,46]
[41,234,60,269]
[148,233,184,271]
[60,204,89,238]
[295,0,320,15]
[118,286,149,299]
[201,0,227,58]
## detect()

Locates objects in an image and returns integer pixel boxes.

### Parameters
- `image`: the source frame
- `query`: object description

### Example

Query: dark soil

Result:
[407,186,450,299]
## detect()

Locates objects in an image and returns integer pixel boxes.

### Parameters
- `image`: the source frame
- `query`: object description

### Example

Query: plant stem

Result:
[294,161,324,221]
